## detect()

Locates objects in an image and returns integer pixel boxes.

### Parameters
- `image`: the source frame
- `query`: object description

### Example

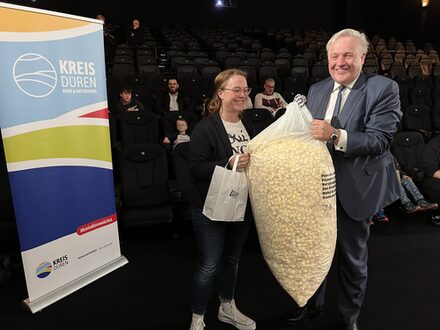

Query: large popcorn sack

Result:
[246,96,337,307]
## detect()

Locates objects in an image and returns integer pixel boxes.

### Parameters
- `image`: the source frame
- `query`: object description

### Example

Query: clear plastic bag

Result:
[246,96,337,307]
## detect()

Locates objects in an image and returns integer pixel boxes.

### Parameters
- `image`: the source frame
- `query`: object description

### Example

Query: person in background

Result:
[96,14,118,61]
[245,95,253,109]
[126,18,144,50]
[188,68,257,330]
[115,87,145,118]
[394,156,438,213]
[163,117,191,151]
[156,78,192,116]
[284,28,402,330]
[421,134,440,225]
[253,78,287,116]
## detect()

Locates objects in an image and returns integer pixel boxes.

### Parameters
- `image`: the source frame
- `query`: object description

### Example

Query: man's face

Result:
[327,36,365,85]
[121,91,132,103]
[168,79,179,94]
[263,81,275,95]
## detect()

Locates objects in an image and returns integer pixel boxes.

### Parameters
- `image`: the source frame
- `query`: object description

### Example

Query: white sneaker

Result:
[190,313,205,330]
[218,299,256,330]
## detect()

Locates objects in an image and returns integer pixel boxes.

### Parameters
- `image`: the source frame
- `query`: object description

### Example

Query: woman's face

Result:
[218,74,249,115]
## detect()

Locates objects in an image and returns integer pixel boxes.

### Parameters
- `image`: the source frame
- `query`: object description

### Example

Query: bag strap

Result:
[225,155,240,172]
[232,155,239,172]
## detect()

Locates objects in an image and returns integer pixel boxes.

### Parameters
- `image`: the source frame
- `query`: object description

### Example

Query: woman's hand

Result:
[229,153,250,171]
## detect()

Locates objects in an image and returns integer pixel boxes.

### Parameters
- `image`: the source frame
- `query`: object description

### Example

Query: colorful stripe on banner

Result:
[0,4,91,32]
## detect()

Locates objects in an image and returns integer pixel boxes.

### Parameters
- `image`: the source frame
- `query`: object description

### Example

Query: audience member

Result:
[188,68,257,330]
[394,156,438,213]
[114,87,145,118]
[126,18,144,50]
[163,117,191,151]
[253,78,288,116]
[156,78,192,116]
[421,134,440,224]
[285,28,402,330]
[245,96,253,109]
[96,14,118,59]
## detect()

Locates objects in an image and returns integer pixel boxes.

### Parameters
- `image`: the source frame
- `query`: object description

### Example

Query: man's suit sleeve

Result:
[345,79,402,157]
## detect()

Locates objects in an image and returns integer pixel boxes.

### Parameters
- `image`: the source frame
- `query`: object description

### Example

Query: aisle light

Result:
[422,0,429,7]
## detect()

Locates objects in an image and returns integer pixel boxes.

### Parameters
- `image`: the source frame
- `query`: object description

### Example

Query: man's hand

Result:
[311,119,334,141]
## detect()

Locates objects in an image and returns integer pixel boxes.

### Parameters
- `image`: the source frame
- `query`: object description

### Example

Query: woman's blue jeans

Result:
[191,207,251,315]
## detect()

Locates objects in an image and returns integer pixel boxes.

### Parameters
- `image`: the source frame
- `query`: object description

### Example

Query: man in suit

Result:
[155,78,192,116]
[284,29,402,330]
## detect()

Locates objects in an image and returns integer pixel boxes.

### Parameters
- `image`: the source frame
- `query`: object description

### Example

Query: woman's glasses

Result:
[222,87,252,96]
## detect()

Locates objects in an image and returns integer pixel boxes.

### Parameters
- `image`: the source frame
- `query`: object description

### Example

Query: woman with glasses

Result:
[189,69,257,330]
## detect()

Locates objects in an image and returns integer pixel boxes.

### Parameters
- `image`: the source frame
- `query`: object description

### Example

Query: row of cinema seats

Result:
[390,131,440,215]
[109,107,277,231]
[109,110,199,231]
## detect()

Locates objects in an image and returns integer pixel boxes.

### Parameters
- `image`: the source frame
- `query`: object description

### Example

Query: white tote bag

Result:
[202,156,248,222]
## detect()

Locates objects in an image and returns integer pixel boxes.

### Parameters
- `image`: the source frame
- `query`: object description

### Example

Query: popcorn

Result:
[246,102,337,307]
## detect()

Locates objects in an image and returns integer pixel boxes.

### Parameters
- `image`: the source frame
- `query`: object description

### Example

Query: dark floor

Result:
[1,204,440,330]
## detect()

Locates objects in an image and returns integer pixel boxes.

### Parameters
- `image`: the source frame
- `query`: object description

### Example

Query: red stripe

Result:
[76,213,117,235]
[80,108,109,119]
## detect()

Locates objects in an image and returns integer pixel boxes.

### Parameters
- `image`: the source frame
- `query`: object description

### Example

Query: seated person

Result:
[163,117,191,151]
[254,78,288,116]
[155,78,192,116]
[245,96,253,110]
[114,87,145,118]
[421,134,440,224]
[395,156,438,213]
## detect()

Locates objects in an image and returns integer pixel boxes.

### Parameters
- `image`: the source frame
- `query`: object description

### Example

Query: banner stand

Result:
[21,255,128,314]
[0,2,128,313]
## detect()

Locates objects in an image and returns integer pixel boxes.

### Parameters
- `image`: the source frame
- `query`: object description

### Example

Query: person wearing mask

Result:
[188,68,257,330]
[284,28,402,330]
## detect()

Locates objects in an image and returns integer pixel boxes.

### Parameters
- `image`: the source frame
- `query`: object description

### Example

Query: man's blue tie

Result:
[333,85,345,117]
[331,85,345,127]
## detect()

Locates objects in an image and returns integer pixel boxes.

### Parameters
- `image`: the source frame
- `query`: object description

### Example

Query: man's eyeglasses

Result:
[222,87,252,96]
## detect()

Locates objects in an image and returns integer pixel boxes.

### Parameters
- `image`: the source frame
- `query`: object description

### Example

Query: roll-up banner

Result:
[0,2,128,313]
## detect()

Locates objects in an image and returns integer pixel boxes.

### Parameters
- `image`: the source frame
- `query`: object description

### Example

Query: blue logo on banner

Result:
[35,261,53,278]
[13,53,57,98]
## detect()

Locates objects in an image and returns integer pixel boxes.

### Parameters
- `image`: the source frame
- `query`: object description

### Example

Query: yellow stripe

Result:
[0,7,89,32]
[3,126,111,163]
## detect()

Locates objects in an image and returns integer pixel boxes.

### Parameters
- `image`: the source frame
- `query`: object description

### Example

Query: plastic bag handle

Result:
[225,155,240,172]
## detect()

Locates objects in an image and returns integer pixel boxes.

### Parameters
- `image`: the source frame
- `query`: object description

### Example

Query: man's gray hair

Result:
[326,28,369,55]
